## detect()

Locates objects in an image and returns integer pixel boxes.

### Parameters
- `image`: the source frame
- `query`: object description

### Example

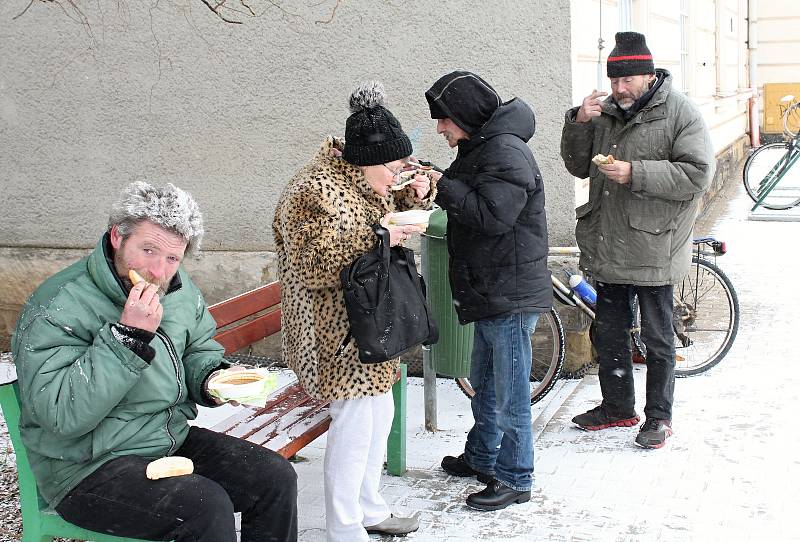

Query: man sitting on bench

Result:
[11,181,298,542]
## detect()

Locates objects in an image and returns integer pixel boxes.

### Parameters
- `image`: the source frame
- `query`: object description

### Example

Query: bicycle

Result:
[454,236,740,404]
[743,95,800,210]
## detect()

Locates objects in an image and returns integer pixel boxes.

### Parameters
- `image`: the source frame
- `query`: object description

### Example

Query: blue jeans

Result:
[464,311,540,491]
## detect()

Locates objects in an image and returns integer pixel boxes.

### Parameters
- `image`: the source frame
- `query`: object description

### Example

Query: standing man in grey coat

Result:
[560,32,715,449]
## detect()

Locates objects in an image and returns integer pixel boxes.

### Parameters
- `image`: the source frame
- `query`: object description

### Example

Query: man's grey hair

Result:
[108,181,204,254]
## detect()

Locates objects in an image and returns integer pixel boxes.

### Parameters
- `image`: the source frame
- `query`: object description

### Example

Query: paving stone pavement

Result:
[287,178,800,542]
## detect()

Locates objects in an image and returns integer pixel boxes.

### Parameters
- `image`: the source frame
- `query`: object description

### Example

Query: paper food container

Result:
[388,210,435,226]
[207,369,268,399]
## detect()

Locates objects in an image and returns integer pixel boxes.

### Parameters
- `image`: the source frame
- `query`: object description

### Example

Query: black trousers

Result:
[56,427,298,542]
[594,282,675,420]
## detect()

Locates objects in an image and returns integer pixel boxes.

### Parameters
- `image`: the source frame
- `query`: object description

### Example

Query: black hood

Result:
[425,71,502,135]
[457,98,536,154]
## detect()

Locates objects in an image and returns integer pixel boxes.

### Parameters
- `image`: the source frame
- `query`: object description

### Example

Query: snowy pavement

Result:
[279,179,800,542]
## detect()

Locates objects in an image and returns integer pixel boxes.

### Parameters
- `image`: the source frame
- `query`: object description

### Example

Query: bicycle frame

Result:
[548,247,595,319]
[750,132,800,211]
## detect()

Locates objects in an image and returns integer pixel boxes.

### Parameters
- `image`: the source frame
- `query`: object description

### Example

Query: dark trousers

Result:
[595,282,675,420]
[56,427,298,542]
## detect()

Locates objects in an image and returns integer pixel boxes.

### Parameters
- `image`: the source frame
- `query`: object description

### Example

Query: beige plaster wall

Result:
[0,0,575,345]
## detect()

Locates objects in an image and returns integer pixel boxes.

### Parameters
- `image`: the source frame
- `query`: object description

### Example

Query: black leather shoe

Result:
[441,454,494,484]
[466,481,531,511]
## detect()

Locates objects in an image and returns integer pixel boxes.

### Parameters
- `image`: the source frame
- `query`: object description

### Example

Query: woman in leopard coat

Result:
[272,82,435,541]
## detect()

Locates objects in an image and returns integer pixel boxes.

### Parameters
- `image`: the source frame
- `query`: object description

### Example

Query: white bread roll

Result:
[591,153,615,166]
[146,456,194,480]
[128,269,146,285]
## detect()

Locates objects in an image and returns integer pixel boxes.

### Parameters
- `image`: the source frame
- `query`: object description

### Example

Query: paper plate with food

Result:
[207,368,278,407]
[387,209,436,228]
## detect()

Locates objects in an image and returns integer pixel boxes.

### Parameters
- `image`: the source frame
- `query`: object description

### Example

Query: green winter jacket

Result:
[11,234,225,507]
[560,70,715,285]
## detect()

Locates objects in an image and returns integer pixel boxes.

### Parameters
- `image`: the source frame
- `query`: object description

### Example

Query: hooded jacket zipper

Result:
[155,329,183,455]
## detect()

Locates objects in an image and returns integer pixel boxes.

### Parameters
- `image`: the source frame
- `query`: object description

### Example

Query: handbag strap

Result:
[371,224,392,267]
[334,329,352,359]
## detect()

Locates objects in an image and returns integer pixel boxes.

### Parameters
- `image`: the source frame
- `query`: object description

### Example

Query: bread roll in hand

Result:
[591,153,615,166]
[128,269,147,285]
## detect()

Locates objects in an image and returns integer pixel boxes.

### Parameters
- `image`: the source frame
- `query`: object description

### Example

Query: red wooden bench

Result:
[207,281,407,474]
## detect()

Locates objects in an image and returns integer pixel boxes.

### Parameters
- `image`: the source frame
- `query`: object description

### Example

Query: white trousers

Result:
[324,392,394,542]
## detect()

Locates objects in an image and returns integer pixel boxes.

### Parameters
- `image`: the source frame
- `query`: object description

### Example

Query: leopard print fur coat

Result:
[273,136,437,401]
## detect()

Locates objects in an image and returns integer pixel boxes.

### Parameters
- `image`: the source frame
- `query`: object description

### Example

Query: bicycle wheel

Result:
[671,257,739,375]
[743,142,800,210]
[633,258,739,375]
[455,308,565,405]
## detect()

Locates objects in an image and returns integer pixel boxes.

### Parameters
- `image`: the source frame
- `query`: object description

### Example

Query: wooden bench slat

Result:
[246,401,330,446]
[214,310,282,355]
[210,382,327,434]
[263,413,332,458]
[208,283,281,328]
[210,382,302,433]
[223,391,317,440]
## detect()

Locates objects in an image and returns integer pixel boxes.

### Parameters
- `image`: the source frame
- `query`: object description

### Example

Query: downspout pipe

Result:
[597,2,605,90]
[748,0,761,147]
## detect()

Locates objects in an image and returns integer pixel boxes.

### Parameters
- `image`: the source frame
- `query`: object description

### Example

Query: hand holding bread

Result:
[594,156,632,185]
[591,153,615,166]
[128,269,147,285]
[120,269,163,332]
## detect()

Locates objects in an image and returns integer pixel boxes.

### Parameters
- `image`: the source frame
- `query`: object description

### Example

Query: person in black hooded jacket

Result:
[423,70,552,511]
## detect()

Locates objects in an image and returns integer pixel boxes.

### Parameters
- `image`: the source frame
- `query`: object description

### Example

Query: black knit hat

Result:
[606,32,655,78]
[342,82,413,166]
[425,71,501,135]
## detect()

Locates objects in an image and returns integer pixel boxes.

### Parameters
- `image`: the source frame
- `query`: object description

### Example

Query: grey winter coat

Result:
[560,70,715,285]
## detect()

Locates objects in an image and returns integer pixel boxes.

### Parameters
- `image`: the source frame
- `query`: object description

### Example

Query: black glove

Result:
[111,323,156,363]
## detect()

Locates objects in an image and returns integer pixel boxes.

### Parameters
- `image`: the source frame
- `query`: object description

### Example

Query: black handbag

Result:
[339,225,439,364]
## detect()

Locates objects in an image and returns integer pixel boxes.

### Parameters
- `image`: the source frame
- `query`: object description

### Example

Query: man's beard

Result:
[613,79,651,111]
[615,98,634,110]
